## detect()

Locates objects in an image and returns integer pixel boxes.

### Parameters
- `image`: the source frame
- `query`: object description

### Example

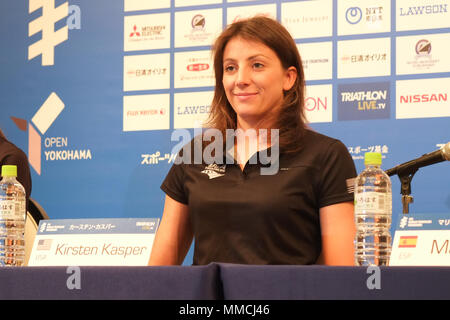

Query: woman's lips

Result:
[234,92,258,101]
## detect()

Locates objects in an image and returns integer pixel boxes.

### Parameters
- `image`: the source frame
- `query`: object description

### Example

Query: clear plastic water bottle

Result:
[354,152,392,266]
[0,165,26,266]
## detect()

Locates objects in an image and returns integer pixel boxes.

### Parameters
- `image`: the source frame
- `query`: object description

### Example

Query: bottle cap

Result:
[1,165,18,177]
[364,152,382,165]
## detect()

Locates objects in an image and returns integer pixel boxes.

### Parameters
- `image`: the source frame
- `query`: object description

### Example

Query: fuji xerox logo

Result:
[28,0,81,66]
[11,93,92,175]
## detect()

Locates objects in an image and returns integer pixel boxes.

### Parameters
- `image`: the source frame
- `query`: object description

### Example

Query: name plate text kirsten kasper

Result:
[28,218,160,266]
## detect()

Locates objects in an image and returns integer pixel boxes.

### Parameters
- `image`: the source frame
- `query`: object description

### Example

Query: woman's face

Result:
[222,36,296,129]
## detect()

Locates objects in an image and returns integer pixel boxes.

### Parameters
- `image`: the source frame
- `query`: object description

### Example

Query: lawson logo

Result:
[399,4,447,16]
[176,104,210,115]
[338,82,390,121]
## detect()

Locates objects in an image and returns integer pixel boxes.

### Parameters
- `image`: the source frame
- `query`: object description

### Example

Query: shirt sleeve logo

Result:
[346,177,356,194]
[201,164,226,179]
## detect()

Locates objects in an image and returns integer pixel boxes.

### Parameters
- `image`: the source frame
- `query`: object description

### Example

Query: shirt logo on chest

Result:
[201,164,226,179]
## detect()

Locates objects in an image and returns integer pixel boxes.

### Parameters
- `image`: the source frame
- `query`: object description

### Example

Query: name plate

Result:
[28,218,160,266]
[390,213,450,266]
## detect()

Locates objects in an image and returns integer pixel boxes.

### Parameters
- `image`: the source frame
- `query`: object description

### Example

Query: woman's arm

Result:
[319,201,355,266]
[148,195,193,265]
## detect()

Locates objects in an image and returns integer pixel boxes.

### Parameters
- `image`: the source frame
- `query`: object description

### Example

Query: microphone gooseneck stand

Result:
[396,167,418,214]
[385,142,450,214]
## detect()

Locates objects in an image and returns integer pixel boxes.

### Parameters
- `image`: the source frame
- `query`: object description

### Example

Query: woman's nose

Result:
[236,67,250,87]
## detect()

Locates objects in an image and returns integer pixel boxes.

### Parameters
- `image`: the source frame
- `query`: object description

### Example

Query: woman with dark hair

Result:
[207,15,306,154]
[149,17,356,266]
[0,128,32,211]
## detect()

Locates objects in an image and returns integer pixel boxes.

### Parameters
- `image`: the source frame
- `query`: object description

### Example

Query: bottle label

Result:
[0,199,23,219]
[355,192,391,214]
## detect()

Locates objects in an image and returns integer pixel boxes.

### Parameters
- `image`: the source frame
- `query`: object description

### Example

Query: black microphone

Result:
[385,142,450,177]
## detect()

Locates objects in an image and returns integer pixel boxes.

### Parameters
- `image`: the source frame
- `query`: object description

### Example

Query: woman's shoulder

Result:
[303,128,341,146]
[283,129,350,166]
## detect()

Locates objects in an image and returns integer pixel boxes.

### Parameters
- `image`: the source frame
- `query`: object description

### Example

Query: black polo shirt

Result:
[161,129,356,265]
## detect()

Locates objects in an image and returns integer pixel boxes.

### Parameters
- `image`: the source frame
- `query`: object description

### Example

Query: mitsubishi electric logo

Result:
[28,0,81,66]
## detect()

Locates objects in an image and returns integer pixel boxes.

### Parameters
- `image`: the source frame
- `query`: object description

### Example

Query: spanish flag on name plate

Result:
[399,236,418,248]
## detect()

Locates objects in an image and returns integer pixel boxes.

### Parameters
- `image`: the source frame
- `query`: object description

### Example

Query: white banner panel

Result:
[123,53,170,91]
[175,0,222,6]
[174,91,213,129]
[174,50,215,88]
[396,77,450,119]
[297,42,333,81]
[396,33,450,75]
[337,37,391,78]
[396,0,450,31]
[123,94,170,131]
[281,0,333,39]
[174,8,223,48]
[227,3,276,25]
[124,13,171,52]
[124,0,170,12]
[304,84,333,123]
[337,0,391,36]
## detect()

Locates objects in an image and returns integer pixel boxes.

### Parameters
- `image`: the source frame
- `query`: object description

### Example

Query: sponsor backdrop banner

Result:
[0,0,449,265]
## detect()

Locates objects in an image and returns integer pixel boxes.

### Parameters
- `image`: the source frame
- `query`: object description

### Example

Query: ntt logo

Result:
[345,7,362,24]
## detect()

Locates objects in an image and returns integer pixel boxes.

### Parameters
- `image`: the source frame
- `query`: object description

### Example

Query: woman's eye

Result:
[224,65,235,72]
[253,62,264,69]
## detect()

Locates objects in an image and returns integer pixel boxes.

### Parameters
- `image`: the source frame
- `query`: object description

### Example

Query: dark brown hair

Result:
[205,16,307,153]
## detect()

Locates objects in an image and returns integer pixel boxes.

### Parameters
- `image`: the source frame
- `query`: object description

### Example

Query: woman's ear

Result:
[283,66,297,91]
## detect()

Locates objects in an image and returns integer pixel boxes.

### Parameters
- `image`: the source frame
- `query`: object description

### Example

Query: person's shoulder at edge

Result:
[0,137,28,163]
